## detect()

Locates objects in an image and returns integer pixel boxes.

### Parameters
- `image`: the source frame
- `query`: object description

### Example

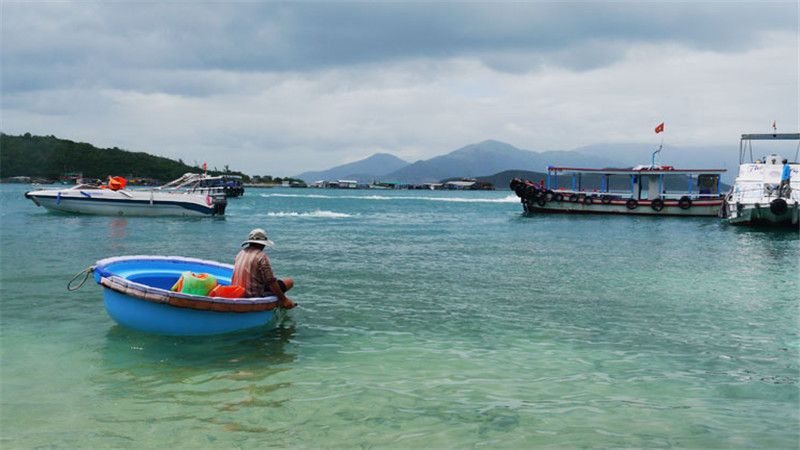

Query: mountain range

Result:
[294,153,410,184]
[294,139,738,185]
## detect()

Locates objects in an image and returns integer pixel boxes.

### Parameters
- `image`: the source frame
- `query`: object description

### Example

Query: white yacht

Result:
[722,133,799,227]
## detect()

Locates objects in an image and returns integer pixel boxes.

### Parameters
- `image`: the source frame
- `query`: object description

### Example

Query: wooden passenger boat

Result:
[511,165,726,217]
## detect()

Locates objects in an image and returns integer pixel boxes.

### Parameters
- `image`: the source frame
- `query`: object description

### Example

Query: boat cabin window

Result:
[697,174,718,195]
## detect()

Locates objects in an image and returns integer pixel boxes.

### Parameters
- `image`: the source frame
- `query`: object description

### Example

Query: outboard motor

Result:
[211,194,227,216]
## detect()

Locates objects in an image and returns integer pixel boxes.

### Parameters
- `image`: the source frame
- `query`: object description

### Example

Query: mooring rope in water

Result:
[67,266,94,291]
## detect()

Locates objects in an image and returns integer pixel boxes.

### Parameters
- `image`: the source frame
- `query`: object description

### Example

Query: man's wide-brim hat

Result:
[242,228,275,248]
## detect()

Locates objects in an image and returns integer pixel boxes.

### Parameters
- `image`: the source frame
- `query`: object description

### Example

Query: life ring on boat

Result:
[626,199,638,210]
[536,195,547,207]
[553,193,564,202]
[651,199,665,212]
[678,196,692,210]
[601,195,612,205]
[770,198,788,215]
[583,196,593,205]
[569,194,579,203]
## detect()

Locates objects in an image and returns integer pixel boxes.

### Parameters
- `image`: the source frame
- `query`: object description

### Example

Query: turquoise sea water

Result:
[1,184,798,448]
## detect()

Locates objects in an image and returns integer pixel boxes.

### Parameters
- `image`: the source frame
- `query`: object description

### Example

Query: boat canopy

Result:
[741,133,800,140]
[740,133,800,164]
[545,166,725,199]
[547,167,725,176]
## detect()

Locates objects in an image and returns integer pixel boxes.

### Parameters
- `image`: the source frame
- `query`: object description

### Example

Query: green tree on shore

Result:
[1,133,249,182]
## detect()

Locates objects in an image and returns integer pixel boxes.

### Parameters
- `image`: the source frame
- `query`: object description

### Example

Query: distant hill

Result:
[294,139,741,185]
[373,140,623,184]
[471,170,549,190]
[295,153,409,183]
[0,133,248,182]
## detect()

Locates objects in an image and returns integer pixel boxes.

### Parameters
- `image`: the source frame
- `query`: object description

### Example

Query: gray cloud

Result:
[2,2,797,176]
[4,2,796,94]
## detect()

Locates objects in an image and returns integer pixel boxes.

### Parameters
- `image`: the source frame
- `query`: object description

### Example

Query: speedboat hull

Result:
[93,256,280,335]
[25,187,225,216]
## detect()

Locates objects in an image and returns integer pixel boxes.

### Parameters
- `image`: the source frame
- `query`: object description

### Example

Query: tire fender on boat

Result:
[626,199,638,210]
[536,196,547,207]
[554,193,564,202]
[583,196,593,205]
[651,198,665,212]
[569,194,579,203]
[770,198,788,215]
[679,196,692,210]
[601,195,612,205]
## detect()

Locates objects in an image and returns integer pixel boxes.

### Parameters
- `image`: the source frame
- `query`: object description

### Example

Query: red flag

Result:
[203,163,207,171]
[773,121,777,128]
[655,123,664,134]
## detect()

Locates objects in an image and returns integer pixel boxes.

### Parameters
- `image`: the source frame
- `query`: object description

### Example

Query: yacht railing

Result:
[143,173,211,194]
[731,184,798,202]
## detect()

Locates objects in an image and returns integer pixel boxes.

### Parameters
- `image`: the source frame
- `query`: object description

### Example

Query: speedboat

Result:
[84,255,282,335]
[722,133,800,227]
[510,150,726,217]
[24,173,227,216]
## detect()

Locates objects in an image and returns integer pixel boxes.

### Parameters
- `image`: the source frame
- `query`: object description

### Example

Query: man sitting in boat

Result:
[232,228,296,309]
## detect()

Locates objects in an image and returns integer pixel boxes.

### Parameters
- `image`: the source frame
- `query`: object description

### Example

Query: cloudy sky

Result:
[2,1,798,176]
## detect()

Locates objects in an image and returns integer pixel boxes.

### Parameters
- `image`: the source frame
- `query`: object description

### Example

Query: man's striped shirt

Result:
[231,246,276,297]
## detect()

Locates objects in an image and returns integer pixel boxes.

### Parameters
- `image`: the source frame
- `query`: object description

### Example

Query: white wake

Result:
[260,193,519,203]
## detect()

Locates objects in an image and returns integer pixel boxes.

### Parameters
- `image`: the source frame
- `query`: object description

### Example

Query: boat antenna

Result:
[652,122,665,168]
[651,142,663,169]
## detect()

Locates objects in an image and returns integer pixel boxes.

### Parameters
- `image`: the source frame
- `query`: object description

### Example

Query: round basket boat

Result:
[92,255,280,336]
